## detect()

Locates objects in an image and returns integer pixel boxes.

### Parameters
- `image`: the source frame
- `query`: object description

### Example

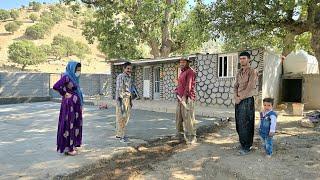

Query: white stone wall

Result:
[196,49,264,108]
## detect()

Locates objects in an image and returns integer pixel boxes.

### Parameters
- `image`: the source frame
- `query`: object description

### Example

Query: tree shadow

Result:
[0,32,11,36]
[13,34,30,41]
[53,121,226,180]
[67,25,77,29]
[22,20,34,23]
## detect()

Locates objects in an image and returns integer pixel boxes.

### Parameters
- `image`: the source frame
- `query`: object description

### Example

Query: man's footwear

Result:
[119,136,129,143]
[266,155,272,158]
[187,136,197,145]
[115,136,121,139]
[65,150,77,156]
[239,149,250,156]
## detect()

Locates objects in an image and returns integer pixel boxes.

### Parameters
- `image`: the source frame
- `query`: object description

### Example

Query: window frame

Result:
[218,53,238,78]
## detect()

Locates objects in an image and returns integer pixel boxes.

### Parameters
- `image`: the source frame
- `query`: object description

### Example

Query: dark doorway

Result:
[282,79,302,102]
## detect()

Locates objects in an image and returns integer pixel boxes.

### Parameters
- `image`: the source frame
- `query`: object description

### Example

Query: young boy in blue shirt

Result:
[259,98,277,158]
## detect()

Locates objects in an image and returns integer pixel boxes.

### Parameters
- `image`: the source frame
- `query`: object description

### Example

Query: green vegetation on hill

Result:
[0,9,11,21]
[4,21,21,34]
[25,5,66,40]
[8,40,47,70]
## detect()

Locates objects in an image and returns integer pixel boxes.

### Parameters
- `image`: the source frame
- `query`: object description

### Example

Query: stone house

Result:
[110,48,282,109]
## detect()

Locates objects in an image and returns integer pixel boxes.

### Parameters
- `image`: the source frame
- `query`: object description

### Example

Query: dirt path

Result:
[57,114,320,180]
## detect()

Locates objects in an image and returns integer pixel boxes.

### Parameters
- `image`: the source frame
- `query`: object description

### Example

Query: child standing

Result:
[259,98,277,158]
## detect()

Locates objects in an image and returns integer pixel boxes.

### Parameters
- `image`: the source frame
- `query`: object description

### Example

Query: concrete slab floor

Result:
[0,102,218,179]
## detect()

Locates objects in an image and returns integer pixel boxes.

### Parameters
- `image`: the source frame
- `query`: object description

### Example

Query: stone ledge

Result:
[0,96,51,105]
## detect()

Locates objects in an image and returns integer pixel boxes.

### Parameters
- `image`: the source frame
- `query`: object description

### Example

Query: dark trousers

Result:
[235,97,255,151]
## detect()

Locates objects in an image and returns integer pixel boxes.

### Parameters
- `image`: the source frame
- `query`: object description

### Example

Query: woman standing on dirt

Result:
[53,61,84,156]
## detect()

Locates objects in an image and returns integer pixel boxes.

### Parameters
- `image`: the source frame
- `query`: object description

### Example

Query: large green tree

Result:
[8,40,47,70]
[64,0,212,59]
[211,0,320,69]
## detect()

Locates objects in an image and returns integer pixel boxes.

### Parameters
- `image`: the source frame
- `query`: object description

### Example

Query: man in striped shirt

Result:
[115,62,133,143]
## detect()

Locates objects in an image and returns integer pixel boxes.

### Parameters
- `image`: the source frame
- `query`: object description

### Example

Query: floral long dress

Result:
[53,75,83,153]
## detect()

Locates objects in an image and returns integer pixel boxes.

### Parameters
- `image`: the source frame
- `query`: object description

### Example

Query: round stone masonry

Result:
[201,85,207,91]
[212,87,218,93]
[219,80,225,86]
[208,83,214,89]
[222,93,228,100]
[205,98,211,104]
[218,87,224,92]
[204,79,210,85]
[217,98,224,105]
[224,99,232,106]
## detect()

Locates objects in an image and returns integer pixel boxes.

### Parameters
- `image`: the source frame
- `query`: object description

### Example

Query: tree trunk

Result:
[282,33,296,56]
[21,64,26,71]
[311,29,320,71]
[149,40,160,58]
[160,0,172,58]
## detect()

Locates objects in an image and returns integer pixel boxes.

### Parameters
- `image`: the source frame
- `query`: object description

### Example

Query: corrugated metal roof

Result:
[111,55,197,66]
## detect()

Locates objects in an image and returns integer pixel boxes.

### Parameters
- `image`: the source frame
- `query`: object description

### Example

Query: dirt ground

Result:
[58,113,320,180]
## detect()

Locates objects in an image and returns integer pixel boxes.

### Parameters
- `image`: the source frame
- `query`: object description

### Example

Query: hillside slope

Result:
[0,5,110,74]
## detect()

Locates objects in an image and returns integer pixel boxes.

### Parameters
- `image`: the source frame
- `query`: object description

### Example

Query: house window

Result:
[218,54,238,78]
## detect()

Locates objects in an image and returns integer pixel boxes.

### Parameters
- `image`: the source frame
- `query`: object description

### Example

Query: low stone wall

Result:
[0,72,111,104]
[0,72,50,97]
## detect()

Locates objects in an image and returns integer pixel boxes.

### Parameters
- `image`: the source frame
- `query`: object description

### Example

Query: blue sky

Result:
[0,0,214,10]
[0,0,59,9]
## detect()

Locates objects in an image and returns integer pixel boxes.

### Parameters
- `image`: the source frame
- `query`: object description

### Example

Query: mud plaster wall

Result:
[302,74,320,109]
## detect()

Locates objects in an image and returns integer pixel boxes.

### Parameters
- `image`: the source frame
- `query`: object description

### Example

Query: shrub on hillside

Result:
[15,21,23,26]
[10,10,19,20]
[75,41,91,59]
[39,44,52,56]
[51,44,66,60]
[71,3,81,14]
[4,21,21,34]
[39,15,55,28]
[25,23,47,39]
[29,1,41,11]
[72,20,79,28]
[29,13,38,22]
[0,9,10,21]
[52,34,77,57]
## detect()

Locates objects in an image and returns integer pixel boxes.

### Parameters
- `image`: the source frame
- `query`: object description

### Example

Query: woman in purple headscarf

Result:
[53,61,84,156]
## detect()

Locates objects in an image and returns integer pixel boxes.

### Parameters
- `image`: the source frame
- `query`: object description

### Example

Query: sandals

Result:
[65,150,77,156]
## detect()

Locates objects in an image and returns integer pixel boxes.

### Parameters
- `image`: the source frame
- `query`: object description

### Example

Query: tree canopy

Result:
[64,0,212,59]
[8,40,47,70]
[210,0,320,69]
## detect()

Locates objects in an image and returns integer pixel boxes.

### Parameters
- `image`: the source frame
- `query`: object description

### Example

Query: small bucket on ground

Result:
[292,103,304,116]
